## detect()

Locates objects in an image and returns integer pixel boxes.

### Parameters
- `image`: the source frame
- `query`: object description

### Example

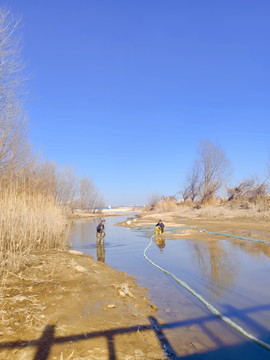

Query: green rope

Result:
[199,229,270,244]
[144,232,270,352]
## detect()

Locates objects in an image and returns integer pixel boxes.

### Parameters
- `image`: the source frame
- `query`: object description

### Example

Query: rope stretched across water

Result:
[143,230,270,352]
[199,229,270,245]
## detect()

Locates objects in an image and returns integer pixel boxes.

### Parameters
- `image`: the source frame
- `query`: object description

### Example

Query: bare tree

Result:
[197,140,231,202]
[0,8,23,99]
[148,193,161,207]
[78,176,104,212]
[32,160,77,209]
[33,160,57,197]
[182,159,201,202]
[0,8,30,178]
[0,8,106,216]
[182,140,231,203]
[227,176,268,201]
[0,109,31,177]
[55,164,77,209]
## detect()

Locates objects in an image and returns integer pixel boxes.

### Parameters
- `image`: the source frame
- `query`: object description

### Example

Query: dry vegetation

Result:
[145,195,270,222]
[182,140,232,204]
[0,179,68,276]
[0,8,104,279]
[147,139,270,222]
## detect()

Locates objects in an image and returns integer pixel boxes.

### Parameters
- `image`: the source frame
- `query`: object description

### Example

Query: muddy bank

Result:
[0,249,166,360]
[118,210,270,242]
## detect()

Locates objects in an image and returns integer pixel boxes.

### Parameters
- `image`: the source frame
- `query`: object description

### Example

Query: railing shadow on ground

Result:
[0,302,270,360]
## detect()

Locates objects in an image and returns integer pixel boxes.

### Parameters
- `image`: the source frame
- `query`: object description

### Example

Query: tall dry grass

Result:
[155,199,178,212]
[0,180,68,276]
[0,8,71,280]
[174,197,270,220]
[145,196,270,221]
[146,198,178,213]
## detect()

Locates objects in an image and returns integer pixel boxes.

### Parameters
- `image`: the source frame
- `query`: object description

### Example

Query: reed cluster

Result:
[0,179,68,276]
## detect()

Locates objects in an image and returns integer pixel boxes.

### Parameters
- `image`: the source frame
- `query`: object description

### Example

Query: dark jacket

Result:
[156,222,165,233]
[97,223,105,233]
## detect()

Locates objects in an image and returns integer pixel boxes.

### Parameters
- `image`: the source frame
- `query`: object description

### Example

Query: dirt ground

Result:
[0,249,166,360]
[119,210,270,242]
[1,207,269,360]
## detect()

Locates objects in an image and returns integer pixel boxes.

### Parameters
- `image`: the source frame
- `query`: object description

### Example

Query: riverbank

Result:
[118,207,270,242]
[0,248,165,360]
[3,206,269,360]
[70,206,139,219]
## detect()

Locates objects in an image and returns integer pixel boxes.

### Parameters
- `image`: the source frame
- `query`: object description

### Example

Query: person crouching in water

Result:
[155,220,165,235]
[97,219,106,243]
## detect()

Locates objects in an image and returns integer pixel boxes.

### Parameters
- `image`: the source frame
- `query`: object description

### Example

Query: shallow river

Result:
[70,216,270,359]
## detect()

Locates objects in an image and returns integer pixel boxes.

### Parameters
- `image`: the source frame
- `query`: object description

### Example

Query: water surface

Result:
[70,216,270,359]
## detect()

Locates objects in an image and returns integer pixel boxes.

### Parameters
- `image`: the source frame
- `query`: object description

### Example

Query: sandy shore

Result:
[118,209,270,242]
[0,249,165,360]
[2,207,269,359]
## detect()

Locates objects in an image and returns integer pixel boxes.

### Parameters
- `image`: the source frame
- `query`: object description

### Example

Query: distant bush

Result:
[227,177,268,201]
[147,196,177,212]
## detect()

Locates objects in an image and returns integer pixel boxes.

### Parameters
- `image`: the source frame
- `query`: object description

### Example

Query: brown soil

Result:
[119,211,270,242]
[0,249,166,360]
[2,208,269,360]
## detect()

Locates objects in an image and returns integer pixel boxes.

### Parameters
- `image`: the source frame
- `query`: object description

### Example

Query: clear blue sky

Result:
[7,0,270,205]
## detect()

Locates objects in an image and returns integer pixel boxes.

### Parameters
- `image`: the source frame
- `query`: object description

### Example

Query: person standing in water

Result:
[155,219,165,235]
[96,219,106,242]
[97,241,105,262]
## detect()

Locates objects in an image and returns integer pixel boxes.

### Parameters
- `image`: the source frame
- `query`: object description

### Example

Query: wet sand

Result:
[0,249,165,360]
[2,207,269,359]
[118,210,270,242]
[115,210,270,359]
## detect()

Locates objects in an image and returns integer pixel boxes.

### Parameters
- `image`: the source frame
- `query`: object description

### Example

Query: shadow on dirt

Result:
[1,308,270,360]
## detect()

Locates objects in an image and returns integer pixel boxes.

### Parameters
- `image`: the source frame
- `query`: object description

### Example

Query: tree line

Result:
[0,7,105,276]
[181,139,270,204]
[0,7,104,213]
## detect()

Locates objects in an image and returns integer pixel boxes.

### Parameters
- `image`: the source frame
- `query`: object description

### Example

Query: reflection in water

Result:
[80,220,86,243]
[70,217,270,360]
[191,241,238,299]
[155,236,166,252]
[235,240,270,260]
[97,240,105,262]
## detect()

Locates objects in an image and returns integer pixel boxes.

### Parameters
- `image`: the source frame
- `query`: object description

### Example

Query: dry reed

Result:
[148,199,178,213]
[146,196,270,221]
[0,180,68,276]
[174,197,270,221]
